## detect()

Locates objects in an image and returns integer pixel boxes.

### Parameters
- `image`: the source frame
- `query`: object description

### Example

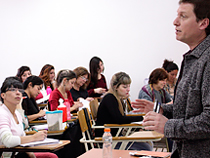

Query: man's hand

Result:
[131,99,154,114]
[142,111,168,134]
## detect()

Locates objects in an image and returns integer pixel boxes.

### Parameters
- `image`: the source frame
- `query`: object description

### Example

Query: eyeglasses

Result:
[5,88,24,94]
[80,76,88,81]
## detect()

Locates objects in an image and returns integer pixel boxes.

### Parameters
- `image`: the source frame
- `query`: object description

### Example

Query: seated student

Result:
[138,68,173,151]
[22,76,46,122]
[35,64,56,100]
[87,56,108,97]
[162,59,179,99]
[48,69,83,112]
[96,72,152,150]
[0,77,57,158]
[70,66,94,101]
[138,68,172,104]
[16,66,32,83]
[39,64,56,90]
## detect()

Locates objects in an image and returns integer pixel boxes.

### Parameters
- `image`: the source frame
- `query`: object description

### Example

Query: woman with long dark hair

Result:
[16,66,32,83]
[87,56,108,97]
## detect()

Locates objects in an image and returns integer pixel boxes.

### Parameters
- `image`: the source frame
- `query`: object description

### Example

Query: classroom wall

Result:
[0,0,188,101]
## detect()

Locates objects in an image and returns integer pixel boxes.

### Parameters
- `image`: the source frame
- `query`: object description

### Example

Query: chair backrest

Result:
[78,108,94,139]
[126,98,133,112]
[89,98,99,121]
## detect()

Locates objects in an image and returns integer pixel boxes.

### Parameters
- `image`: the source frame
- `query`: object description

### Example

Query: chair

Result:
[77,108,101,151]
[77,108,163,151]
[153,136,169,152]
[89,98,99,126]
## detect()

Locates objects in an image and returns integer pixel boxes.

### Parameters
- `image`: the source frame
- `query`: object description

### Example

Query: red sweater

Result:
[48,88,74,111]
[87,74,108,97]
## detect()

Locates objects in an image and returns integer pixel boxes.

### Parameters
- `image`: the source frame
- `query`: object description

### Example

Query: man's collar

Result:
[184,35,210,58]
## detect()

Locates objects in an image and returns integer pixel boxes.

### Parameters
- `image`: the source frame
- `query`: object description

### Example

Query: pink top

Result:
[0,104,25,156]
[48,88,74,111]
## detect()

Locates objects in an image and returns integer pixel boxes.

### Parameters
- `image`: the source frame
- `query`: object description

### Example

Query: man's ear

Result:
[199,18,209,30]
[1,93,5,100]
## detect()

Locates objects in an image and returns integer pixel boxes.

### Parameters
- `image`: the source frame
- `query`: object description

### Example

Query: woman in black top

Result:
[22,76,46,121]
[70,66,94,101]
[96,72,152,150]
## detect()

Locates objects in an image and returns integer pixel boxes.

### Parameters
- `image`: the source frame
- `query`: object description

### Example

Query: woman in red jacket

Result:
[49,69,83,112]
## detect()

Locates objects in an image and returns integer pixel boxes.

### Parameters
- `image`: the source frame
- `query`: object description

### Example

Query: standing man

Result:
[132,0,210,157]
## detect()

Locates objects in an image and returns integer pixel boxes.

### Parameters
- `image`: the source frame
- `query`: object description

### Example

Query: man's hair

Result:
[179,0,210,35]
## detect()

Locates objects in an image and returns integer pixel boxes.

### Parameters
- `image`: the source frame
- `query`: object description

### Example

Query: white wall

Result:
[0,0,188,101]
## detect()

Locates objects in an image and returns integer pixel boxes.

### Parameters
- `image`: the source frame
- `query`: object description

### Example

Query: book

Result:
[20,138,59,147]
[131,121,143,125]
[129,150,171,158]
[32,124,48,131]
[78,98,90,111]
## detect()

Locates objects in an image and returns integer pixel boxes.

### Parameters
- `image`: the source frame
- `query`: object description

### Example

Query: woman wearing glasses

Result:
[70,67,94,101]
[0,77,57,158]
[48,69,83,112]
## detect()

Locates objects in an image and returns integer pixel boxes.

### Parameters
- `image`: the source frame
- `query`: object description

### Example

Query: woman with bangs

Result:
[138,68,172,104]
[0,77,57,158]
[95,72,152,150]
[70,66,94,101]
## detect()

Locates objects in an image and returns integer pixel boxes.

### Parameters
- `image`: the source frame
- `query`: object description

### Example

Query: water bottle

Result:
[63,99,71,120]
[46,86,52,95]
[58,99,67,122]
[102,128,112,158]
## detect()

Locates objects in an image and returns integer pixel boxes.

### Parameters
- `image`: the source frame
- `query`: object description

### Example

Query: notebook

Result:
[129,150,171,158]
[20,138,59,147]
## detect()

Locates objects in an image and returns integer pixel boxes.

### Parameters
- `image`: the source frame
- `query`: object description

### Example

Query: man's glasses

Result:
[5,88,24,94]
[80,76,88,81]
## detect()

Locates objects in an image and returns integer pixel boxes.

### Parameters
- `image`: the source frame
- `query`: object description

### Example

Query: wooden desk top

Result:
[29,116,78,125]
[78,148,170,158]
[128,131,164,139]
[26,130,65,136]
[37,103,48,107]
[95,131,164,141]
[78,148,136,158]
[0,140,70,153]
[29,120,47,125]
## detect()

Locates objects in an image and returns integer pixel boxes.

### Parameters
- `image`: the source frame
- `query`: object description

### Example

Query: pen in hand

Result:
[33,129,38,132]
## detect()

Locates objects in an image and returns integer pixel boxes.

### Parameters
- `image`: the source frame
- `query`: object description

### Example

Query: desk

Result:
[78,148,135,158]
[95,131,164,150]
[37,103,48,108]
[78,148,170,158]
[26,130,65,136]
[0,140,70,158]
[29,116,78,126]
[29,120,47,125]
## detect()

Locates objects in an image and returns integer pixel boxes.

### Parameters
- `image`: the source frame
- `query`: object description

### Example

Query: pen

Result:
[22,96,27,99]
[33,129,38,132]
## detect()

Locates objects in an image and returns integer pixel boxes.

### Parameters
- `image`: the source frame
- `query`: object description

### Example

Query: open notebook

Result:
[20,138,59,147]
